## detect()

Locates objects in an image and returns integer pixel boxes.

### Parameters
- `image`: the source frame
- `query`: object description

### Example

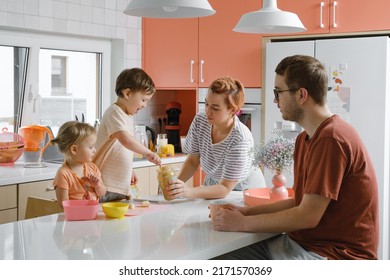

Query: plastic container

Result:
[19,125,53,166]
[0,147,24,165]
[0,128,25,165]
[129,184,141,200]
[209,200,232,221]
[157,165,177,201]
[102,202,129,218]
[62,200,99,221]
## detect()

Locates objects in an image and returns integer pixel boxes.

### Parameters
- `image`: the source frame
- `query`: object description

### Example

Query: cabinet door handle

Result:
[332,1,338,28]
[319,2,325,28]
[200,60,205,83]
[190,60,195,83]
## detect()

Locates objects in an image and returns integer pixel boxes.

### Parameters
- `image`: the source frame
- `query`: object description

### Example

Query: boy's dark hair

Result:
[115,68,156,97]
[275,55,328,105]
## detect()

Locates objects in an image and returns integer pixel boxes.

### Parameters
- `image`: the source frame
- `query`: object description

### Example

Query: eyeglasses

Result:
[273,88,299,101]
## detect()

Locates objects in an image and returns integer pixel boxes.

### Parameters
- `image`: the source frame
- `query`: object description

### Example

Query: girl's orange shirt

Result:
[53,162,101,200]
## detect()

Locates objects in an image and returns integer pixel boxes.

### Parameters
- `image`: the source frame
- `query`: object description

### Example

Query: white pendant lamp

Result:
[234,0,306,34]
[123,0,216,18]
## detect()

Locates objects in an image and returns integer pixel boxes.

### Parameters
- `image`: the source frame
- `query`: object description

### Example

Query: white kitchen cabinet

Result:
[0,209,17,224]
[0,185,17,224]
[134,166,152,197]
[18,180,56,220]
[134,165,161,197]
[149,165,159,196]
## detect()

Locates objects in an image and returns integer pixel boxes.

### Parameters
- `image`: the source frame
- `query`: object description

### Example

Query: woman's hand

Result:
[167,178,194,199]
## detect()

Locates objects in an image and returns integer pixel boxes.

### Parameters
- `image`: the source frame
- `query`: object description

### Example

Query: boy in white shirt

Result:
[94,68,161,202]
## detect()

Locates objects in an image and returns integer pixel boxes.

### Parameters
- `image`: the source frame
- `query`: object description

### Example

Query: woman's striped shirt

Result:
[183,113,254,188]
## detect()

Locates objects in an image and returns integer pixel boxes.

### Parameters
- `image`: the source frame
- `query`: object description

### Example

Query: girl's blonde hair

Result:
[51,121,96,159]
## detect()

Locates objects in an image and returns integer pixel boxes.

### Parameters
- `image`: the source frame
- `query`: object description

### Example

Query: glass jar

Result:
[156,133,168,154]
[129,184,140,200]
[157,165,176,201]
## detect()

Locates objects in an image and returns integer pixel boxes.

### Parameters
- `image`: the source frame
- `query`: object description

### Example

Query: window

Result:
[39,49,101,135]
[0,45,29,132]
[0,30,112,136]
[51,56,68,96]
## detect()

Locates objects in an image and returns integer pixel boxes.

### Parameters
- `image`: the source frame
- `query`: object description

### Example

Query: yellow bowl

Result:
[102,202,129,218]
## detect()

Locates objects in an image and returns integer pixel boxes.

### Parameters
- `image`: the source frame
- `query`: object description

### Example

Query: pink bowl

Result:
[0,147,24,165]
[62,200,99,221]
[243,188,294,206]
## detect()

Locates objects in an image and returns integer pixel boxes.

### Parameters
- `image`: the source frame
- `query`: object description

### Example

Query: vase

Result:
[269,171,288,200]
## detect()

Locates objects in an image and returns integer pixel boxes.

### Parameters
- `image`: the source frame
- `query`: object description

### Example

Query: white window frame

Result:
[0,29,111,126]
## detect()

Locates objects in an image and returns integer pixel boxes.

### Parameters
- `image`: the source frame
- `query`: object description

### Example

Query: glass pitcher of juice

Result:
[157,165,176,201]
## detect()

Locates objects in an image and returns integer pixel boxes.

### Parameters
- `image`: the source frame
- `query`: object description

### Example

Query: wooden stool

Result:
[25,196,63,219]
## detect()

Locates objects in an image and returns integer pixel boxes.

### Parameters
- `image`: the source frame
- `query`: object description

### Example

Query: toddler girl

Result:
[51,121,106,208]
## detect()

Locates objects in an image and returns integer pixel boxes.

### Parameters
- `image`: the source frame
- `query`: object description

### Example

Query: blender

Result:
[19,125,53,167]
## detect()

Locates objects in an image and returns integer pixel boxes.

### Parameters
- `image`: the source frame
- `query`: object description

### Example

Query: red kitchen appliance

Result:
[165,101,182,153]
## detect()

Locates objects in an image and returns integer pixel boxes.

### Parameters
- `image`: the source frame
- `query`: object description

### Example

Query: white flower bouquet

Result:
[253,129,295,174]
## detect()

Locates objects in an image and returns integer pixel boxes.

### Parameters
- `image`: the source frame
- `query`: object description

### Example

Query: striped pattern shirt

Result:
[184,113,254,188]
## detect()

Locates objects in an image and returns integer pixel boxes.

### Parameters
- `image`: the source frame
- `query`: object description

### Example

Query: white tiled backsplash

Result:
[133,90,176,133]
[0,0,142,68]
[0,1,185,135]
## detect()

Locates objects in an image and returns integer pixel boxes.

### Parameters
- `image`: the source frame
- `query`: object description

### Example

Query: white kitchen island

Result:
[0,192,276,260]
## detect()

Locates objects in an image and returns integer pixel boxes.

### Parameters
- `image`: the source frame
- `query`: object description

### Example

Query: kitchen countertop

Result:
[0,191,276,260]
[0,154,188,186]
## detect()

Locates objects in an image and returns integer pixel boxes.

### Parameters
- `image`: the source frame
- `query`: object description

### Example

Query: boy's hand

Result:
[131,170,138,185]
[145,152,162,166]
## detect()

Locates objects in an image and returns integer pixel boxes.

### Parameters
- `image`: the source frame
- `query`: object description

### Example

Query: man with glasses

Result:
[212,55,379,260]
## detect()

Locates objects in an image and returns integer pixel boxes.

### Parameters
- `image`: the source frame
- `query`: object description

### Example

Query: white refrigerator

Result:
[264,36,390,260]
